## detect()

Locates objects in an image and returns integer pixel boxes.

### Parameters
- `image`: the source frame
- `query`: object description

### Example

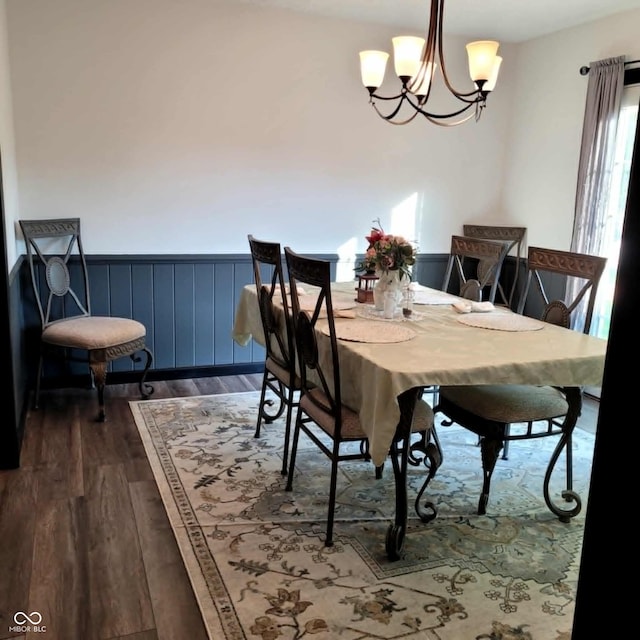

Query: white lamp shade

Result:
[359,50,390,89]
[484,56,502,91]
[408,61,435,97]
[466,40,500,82]
[392,36,425,79]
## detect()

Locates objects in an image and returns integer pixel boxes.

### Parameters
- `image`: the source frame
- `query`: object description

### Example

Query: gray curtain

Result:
[569,55,625,330]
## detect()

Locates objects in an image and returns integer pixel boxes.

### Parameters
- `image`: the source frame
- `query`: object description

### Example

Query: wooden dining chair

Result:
[442,235,511,302]
[248,235,300,476]
[284,247,434,547]
[20,218,153,422]
[434,246,606,517]
[463,224,527,307]
[426,235,511,407]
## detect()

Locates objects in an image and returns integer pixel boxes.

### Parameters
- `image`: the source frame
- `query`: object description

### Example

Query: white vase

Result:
[373,270,402,312]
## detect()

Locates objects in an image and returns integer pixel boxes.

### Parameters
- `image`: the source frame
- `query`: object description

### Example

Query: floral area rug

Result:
[129,391,595,640]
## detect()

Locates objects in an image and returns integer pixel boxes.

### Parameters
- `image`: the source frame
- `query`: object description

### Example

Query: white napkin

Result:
[452,301,495,314]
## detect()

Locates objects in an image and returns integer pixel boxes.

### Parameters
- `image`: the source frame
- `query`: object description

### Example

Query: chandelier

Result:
[359,0,502,126]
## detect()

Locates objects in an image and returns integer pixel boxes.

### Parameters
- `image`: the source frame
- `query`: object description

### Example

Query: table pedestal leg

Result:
[543,386,583,522]
[385,387,436,560]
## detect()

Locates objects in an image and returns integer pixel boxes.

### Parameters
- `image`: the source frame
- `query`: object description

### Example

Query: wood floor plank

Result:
[35,397,85,502]
[129,480,208,640]
[84,464,155,640]
[0,471,37,639]
[216,374,262,394]
[192,376,233,395]
[164,378,202,397]
[192,374,260,395]
[81,397,148,469]
[15,401,46,469]
[142,381,174,400]
[27,496,90,639]
[107,630,158,640]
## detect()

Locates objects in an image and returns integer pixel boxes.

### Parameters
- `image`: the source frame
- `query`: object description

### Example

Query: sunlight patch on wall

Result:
[390,193,419,247]
[336,236,358,282]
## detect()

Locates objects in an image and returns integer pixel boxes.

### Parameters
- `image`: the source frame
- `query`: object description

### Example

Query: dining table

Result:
[232,279,607,559]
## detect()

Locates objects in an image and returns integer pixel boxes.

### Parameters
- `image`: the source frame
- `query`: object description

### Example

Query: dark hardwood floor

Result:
[0,375,598,640]
[0,374,262,640]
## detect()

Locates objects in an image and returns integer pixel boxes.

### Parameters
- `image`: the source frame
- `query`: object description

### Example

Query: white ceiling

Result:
[239,0,640,43]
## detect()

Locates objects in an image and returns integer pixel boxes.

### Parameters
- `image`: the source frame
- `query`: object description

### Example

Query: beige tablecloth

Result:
[233,281,607,466]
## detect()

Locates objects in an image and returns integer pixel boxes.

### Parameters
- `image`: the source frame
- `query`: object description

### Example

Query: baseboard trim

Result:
[38,363,265,389]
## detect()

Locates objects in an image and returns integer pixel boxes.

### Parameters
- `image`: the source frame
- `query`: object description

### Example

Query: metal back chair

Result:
[283,247,364,547]
[442,235,511,302]
[283,247,434,547]
[517,246,606,333]
[20,218,153,421]
[247,234,299,476]
[435,246,606,518]
[463,224,527,307]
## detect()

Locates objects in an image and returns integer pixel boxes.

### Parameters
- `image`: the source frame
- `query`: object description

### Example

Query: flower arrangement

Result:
[356,219,417,280]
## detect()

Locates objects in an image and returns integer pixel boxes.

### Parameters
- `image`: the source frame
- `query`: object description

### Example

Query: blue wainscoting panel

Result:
[194,263,215,366]
[110,263,134,372]
[89,263,111,316]
[153,263,176,369]
[132,262,155,371]
[213,262,234,365]
[175,263,196,368]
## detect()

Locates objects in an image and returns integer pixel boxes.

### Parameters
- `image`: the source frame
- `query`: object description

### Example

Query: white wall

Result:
[0,0,19,268]
[5,1,640,262]
[5,0,513,258]
[502,9,640,250]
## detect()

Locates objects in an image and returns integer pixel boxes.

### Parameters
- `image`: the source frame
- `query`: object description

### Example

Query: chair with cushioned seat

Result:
[248,234,300,476]
[463,224,527,307]
[434,246,606,517]
[442,235,511,302]
[20,218,153,422]
[425,235,511,407]
[283,247,434,547]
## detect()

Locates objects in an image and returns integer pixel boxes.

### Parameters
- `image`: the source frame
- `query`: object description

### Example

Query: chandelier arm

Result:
[421,110,478,127]
[420,0,438,104]
[370,93,412,122]
[449,91,484,105]
[403,91,479,120]
[372,103,422,126]
[369,90,410,102]
[370,89,484,124]
[435,0,480,100]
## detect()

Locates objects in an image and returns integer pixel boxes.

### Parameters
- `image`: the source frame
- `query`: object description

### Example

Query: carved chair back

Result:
[463,224,527,307]
[20,218,91,329]
[442,235,511,302]
[517,246,607,333]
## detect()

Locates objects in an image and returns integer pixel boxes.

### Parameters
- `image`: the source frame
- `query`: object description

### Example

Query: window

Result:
[591,84,640,340]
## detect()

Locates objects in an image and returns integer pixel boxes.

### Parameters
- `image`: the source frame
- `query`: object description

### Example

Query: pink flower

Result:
[355,219,417,280]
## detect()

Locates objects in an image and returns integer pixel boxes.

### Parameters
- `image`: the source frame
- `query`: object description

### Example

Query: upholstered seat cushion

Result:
[266,356,302,389]
[439,384,569,423]
[301,388,434,440]
[42,316,146,350]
